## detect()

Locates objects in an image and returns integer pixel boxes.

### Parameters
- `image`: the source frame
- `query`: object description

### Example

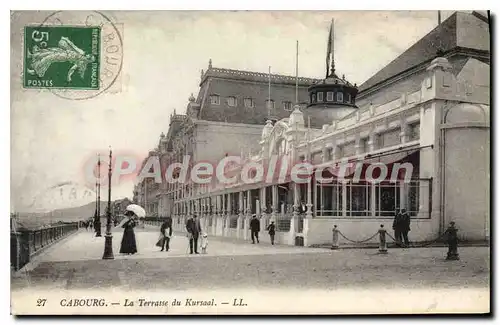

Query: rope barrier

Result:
[338,231,379,244]
[385,230,447,247]
[333,227,450,248]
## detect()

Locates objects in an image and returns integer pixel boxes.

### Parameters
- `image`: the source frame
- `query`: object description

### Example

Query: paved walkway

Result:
[30,228,327,264]
[11,229,490,314]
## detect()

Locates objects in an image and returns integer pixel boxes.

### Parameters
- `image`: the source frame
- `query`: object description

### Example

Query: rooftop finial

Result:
[208,59,212,69]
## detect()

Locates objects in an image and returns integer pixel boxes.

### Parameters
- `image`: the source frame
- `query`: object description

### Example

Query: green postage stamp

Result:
[23,26,101,89]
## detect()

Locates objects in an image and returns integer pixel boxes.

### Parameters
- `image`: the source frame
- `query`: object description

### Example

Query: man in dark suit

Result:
[399,208,411,247]
[186,214,202,254]
[160,217,173,252]
[250,214,260,244]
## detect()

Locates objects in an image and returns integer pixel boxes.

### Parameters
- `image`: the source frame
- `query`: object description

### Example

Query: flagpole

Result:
[295,40,299,104]
[268,66,272,118]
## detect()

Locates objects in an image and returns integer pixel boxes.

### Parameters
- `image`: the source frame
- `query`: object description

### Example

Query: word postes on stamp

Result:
[24,26,101,90]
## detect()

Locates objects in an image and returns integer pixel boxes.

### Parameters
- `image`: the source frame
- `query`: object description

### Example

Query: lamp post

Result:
[95,154,102,237]
[102,147,114,259]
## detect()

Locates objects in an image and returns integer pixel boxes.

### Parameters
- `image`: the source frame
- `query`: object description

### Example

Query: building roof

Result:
[195,65,320,125]
[359,11,490,94]
[200,66,320,87]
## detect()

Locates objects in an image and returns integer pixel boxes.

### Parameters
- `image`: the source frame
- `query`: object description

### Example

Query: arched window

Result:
[227,96,237,107]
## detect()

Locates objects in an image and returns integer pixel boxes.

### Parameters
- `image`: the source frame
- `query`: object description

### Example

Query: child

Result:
[200,233,208,254]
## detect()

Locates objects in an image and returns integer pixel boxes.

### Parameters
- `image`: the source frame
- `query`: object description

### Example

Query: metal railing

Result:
[11,222,79,271]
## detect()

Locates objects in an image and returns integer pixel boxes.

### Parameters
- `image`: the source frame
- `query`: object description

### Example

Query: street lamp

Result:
[102,147,114,260]
[95,154,102,237]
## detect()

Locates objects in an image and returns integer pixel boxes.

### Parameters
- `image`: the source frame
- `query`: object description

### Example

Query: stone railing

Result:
[11,222,79,271]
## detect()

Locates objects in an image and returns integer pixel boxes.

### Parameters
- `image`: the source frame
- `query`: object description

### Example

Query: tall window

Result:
[346,93,351,103]
[265,99,275,109]
[380,129,400,148]
[375,183,400,217]
[317,92,324,102]
[210,94,220,105]
[283,101,293,111]
[244,98,255,108]
[409,123,420,141]
[311,94,316,103]
[316,182,342,217]
[346,182,371,217]
[337,92,344,102]
[227,96,237,107]
[327,92,334,102]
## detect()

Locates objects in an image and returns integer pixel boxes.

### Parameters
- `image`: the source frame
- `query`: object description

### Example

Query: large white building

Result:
[168,11,489,246]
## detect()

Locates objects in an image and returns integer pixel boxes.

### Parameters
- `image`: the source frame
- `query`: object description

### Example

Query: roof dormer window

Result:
[227,96,237,107]
[244,98,255,108]
[210,94,220,105]
[265,99,275,109]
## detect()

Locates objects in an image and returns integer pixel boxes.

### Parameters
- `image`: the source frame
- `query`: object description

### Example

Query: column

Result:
[260,187,267,218]
[271,185,278,221]
[225,193,232,237]
[217,195,223,236]
[244,190,251,240]
[304,174,313,247]
[237,191,243,238]
[288,182,299,245]
[400,119,410,144]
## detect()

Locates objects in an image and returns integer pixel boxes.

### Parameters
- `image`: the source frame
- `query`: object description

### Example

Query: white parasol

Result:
[125,204,146,218]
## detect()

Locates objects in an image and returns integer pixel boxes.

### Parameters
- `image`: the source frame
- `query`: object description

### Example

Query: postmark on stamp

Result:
[22,11,124,100]
[24,26,101,89]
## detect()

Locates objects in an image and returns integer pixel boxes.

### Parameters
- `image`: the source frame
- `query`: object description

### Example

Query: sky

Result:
[10,10,457,212]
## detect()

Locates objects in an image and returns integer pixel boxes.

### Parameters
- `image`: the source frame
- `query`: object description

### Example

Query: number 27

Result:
[36,299,47,307]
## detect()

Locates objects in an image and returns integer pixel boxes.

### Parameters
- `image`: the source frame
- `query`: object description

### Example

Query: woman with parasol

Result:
[118,204,145,255]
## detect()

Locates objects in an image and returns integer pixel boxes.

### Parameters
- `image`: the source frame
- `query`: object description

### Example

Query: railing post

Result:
[331,225,340,250]
[378,225,388,254]
[445,221,460,261]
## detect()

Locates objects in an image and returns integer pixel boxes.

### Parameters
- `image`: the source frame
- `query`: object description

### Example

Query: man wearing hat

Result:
[186,214,202,254]
[250,214,260,244]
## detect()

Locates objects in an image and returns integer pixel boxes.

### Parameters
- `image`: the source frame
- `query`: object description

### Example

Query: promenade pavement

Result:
[11,227,490,293]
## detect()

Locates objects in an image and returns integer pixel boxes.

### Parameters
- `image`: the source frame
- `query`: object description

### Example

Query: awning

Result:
[316,150,419,181]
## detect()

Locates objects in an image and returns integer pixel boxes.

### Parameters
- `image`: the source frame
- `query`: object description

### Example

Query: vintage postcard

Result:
[10,10,490,315]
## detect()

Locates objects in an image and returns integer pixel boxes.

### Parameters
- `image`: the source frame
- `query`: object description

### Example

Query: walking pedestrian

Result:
[186,215,202,254]
[267,221,276,245]
[119,210,138,255]
[250,214,260,244]
[158,217,172,252]
[399,208,411,247]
